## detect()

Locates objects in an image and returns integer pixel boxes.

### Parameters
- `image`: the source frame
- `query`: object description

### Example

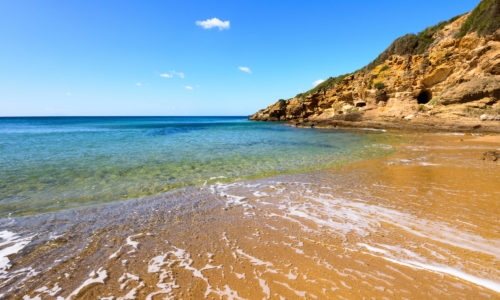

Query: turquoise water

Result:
[0,117,394,216]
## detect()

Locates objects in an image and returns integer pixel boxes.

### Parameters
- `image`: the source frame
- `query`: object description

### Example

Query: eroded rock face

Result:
[440,77,500,105]
[249,15,500,129]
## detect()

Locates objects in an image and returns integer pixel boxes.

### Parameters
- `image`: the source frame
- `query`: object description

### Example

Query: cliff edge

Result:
[250,0,500,132]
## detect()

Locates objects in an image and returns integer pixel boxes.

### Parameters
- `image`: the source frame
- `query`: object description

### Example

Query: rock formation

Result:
[250,0,500,132]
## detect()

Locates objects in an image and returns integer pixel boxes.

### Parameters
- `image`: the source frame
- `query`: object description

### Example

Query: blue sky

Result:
[0,0,480,116]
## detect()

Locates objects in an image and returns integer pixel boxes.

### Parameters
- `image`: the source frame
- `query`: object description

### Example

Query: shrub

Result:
[374,82,385,90]
[456,0,500,38]
[295,73,350,98]
[365,14,463,71]
[278,99,287,109]
[379,65,389,72]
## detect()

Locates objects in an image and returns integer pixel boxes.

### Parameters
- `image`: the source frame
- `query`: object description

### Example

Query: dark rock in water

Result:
[481,151,500,161]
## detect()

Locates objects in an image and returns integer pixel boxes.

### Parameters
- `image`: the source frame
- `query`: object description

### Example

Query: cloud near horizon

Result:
[312,79,324,86]
[238,66,251,73]
[196,18,230,30]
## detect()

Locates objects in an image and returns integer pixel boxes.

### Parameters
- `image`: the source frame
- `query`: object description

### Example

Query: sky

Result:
[0,0,481,116]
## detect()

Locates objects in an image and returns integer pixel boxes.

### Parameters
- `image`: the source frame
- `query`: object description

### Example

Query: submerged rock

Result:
[482,151,500,161]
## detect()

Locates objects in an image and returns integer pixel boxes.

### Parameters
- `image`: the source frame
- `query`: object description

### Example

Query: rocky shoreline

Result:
[288,118,500,133]
[250,0,500,133]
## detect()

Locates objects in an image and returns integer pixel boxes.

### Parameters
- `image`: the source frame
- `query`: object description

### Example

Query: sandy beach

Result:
[0,131,498,299]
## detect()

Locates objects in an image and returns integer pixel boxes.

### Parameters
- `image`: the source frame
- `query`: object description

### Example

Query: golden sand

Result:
[7,132,500,299]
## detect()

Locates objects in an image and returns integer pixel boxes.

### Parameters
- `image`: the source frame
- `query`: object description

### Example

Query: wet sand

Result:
[1,132,499,299]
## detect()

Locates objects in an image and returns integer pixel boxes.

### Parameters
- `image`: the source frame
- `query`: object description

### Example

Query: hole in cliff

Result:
[417,90,432,104]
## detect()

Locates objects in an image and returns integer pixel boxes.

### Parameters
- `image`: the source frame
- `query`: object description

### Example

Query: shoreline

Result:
[3,128,497,222]
[253,119,500,133]
[0,127,398,219]
[2,131,499,298]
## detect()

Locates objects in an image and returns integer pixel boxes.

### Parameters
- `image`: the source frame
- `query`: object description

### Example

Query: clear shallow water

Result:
[0,116,395,216]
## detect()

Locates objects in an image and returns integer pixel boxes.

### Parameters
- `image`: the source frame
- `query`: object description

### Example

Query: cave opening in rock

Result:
[417,90,432,104]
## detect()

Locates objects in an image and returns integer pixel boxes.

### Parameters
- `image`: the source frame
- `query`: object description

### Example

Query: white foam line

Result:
[285,270,298,280]
[236,249,273,268]
[358,243,390,255]
[200,264,222,271]
[389,257,500,293]
[64,268,107,299]
[253,191,268,197]
[146,253,176,300]
[126,234,142,249]
[109,246,122,259]
[258,277,270,298]
[118,282,144,300]
[418,162,440,166]
[0,230,32,274]
[215,284,245,300]
[360,247,500,293]
[119,272,140,288]
[303,195,500,258]
[35,284,61,296]
[360,128,387,132]
[274,281,306,297]
[148,245,235,299]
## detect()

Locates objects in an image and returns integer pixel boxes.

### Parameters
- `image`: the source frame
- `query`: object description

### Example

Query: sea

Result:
[0,116,392,217]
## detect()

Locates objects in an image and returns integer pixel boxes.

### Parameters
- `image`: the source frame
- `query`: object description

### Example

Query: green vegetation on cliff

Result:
[310,74,348,93]
[366,0,499,71]
[296,74,349,99]
[457,0,500,37]
[365,15,462,71]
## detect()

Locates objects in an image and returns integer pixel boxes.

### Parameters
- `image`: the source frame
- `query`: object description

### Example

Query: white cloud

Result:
[185,86,194,90]
[172,71,184,78]
[160,71,184,79]
[312,79,324,87]
[238,66,251,73]
[65,92,71,97]
[196,18,230,30]
[136,82,142,87]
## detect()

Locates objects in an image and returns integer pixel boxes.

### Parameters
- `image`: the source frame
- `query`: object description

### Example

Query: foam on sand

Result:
[359,243,500,293]
[65,268,107,299]
[0,231,32,275]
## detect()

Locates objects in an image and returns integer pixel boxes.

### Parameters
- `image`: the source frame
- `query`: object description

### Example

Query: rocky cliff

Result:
[250,0,500,132]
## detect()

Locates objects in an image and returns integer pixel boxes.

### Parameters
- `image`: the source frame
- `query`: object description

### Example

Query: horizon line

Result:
[0,115,252,118]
